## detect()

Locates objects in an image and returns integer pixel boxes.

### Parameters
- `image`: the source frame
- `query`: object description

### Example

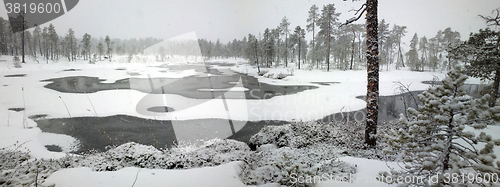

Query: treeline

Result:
[198,4,462,72]
[0,17,162,63]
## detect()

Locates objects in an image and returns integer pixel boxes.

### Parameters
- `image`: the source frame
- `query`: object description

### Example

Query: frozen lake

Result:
[33,64,315,152]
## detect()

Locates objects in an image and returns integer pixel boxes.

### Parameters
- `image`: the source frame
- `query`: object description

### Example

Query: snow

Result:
[44,161,247,187]
[464,125,500,163]
[0,55,492,187]
[0,56,453,131]
[316,157,398,187]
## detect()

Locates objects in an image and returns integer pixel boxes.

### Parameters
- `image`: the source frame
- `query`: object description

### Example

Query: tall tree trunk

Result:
[21,30,25,63]
[276,39,280,66]
[398,42,405,68]
[350,29,355,70]
[255,39,260,73]
[365,0,379,147]
[326,13,331,71]
[312,24,316,68]
[298,41,301,69]
[493,34,500,107]
[285,33,288,67]
[492,68,500,107]
[21,14,25,63]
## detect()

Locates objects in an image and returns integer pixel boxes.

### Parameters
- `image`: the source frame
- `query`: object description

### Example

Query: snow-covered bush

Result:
[250,121,398,160]
[164,138,251,169]
[0,137,358,186]
[250,121,336,149]
[13,56,21,68]
[64,139,252,171]
[242,144,355,186]
[0,148,63,186]
[382,68,500,186]
[82,142,164,171]
[276,72,288,79]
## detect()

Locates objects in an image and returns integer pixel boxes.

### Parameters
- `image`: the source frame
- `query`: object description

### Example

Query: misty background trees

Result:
[0,18,162,63]
[196,4,462,74]
[0,3,465,73]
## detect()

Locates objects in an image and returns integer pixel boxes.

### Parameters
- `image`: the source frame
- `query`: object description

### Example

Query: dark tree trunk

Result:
[326,12,331,72]
[493,34,500,107]
[398,43,405,68]
[492,68,500,107]
[298,41,301,69]
[312,24,316,69]
[276,39,280,66]
[285,33,288,67]
[21,14,25,63]
[365,0,379,147]
[255,39,260,73]
[350,29,355,70]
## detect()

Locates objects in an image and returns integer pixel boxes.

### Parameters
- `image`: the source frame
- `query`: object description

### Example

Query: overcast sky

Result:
[1,0,499,44]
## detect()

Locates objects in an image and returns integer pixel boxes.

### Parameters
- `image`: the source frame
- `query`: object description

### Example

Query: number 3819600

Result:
[5,3,62,14]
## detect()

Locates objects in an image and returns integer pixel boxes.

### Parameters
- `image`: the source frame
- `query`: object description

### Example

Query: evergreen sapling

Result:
[382,68,500,186]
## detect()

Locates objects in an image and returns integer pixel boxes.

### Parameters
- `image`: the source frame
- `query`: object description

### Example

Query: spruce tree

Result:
[382,68,500,186]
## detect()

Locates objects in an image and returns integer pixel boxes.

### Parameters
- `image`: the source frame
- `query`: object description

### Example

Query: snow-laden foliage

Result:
[250,120,399,161]
[448,28,500,106]
[382,68,500,186]
[242,143,355,187]
[66,139,252,171]
[162,138,251,169]
[1,137,356,186]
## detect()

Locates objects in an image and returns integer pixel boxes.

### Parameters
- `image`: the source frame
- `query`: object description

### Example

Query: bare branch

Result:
[479,8,500,27]
[340,4,367,28]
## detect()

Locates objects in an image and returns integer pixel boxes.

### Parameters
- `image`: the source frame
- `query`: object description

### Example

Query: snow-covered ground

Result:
[0,55,492,186]
[44,161,247,187]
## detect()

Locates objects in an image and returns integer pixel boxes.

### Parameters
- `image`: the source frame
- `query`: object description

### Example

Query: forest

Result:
[1,4,462,73]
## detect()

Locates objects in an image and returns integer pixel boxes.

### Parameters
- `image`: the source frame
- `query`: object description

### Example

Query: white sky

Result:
[0,0,499,44]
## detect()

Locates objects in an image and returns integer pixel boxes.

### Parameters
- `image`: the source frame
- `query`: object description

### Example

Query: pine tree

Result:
[448,28,500,107]
[378,19,390,68]
[407,33,420,71]
[318,4,340,71]
[382,68,500,186]
[292,26,305,69]
[42,26,48,62]
[263,28,275,68]
[306,5,319,67]
[393,25,407,69]
[105,35,112,61]
[97,42,104,61]
[419,36,428,71]
[442,27,461,70]
[280,17,290,67]
[33,25,41,58]
[428,36,440,71]
[65,28,77,61]
[245,34,260,73]
[48,24,58,60]
[81,33,92,61]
